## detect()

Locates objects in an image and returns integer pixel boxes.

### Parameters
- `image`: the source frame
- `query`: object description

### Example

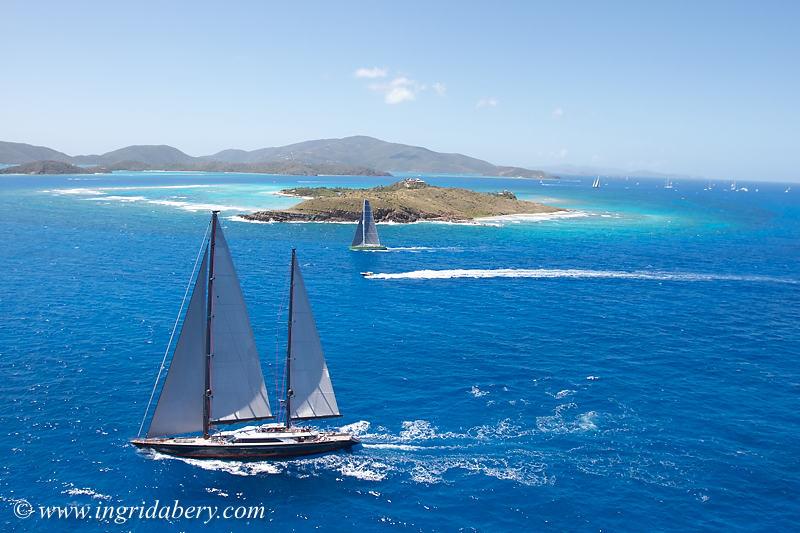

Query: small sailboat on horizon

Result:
[132,212,358,459]
[592,176,601,188]
[350,199,387,251]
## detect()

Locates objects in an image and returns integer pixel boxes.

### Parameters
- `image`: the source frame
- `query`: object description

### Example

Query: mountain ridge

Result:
[0,136,552,178]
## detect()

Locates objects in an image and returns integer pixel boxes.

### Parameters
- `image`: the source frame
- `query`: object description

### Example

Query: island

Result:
[241,178,565,223]
[0,160,110,175]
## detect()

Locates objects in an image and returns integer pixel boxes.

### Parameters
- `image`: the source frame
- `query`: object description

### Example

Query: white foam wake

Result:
[142,419,554,486]
[366,268,797,284]
[385,246,464,253]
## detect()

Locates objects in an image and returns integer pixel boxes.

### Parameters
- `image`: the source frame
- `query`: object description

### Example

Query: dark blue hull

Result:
[132,437,359,460]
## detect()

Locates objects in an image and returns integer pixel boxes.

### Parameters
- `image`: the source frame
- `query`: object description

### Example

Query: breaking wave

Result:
[43,186,264,212]
[474,211,591,225]
[62,485,112,501]
[536,403,599,434]
[366,268,797,284]
[226,215,273,224]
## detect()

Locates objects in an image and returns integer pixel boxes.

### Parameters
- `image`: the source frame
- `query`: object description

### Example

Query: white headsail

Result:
[288,255,340,420]
[147,217,271,437]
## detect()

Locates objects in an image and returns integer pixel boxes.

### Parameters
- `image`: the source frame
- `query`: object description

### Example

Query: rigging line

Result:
[137,220,211,438]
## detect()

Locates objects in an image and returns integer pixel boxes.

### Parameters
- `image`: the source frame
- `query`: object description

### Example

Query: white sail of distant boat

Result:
[350,199,386,250]
[664,177,673,189]
[730,179,737,191]
[148,215,272,438]
[592,177,600,188]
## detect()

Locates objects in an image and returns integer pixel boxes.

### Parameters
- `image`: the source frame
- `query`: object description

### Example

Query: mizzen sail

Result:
[288,255,340,420]
[351,199,381,247]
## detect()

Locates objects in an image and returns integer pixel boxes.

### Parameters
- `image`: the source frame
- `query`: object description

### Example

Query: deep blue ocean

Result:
[1,172,798,531]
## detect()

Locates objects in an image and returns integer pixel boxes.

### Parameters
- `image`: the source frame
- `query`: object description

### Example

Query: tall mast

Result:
[362,200,366,244]
[284,248,296,428]
[202,211,219,439]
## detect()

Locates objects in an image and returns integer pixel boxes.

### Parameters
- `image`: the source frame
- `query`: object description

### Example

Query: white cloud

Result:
[369,76,422,104]
[385,86,415,104]
[552,107,564,119]
[354,66,388,79]
[357,67,442,104]
[476,97,498,109]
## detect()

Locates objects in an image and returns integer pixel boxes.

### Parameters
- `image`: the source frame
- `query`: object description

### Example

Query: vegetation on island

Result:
[0,160,110,175]
[242,178,564,223]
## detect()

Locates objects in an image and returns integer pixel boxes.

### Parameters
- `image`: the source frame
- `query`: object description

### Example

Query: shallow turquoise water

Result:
[0,172,798,530]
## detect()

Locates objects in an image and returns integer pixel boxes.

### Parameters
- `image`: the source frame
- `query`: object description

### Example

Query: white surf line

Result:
[474,211,592,224]
[365,268,798,284]
[79,195,262,212]
[42,184,217,195]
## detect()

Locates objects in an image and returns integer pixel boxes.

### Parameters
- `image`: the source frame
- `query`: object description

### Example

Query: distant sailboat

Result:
[664,177,674,189]
[592,177,600,188]
[730,179,737,191]
[350,199,387,251]
[132,212,358,459]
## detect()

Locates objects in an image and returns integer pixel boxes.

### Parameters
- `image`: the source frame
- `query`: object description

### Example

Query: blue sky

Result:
[1,1,798,180]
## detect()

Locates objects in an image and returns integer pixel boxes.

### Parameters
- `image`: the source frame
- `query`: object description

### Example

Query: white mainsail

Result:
[351,199,381,247]
[288,255,340,420]
[209,226,272,425]
[147,249,209,437]
[147,218,271,437]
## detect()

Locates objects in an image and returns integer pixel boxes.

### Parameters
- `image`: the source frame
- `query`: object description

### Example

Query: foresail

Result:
[209,223,272,423]
[147,248,208,437]
[362,199,381,246]
[351,216,365,247]
[289,259,340,419]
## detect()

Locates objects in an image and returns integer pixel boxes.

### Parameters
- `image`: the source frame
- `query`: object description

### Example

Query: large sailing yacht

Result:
[132,212,358,459]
